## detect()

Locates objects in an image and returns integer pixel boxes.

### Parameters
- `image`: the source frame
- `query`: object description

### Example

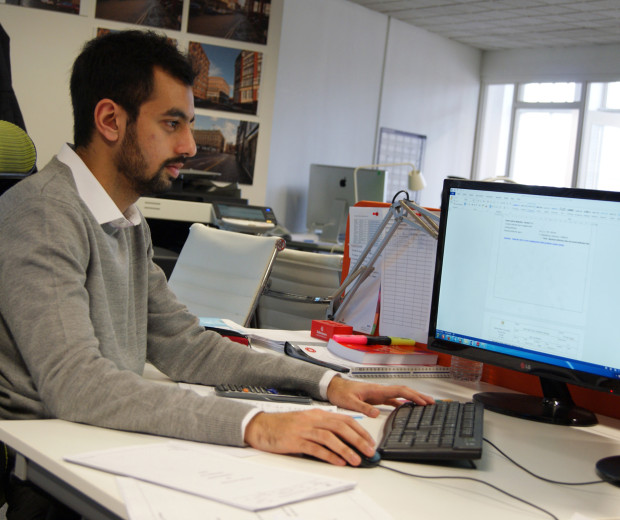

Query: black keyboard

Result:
[378,400,484,462]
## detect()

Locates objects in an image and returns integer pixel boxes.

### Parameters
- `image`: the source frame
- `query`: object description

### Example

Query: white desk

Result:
[1,377,620,520]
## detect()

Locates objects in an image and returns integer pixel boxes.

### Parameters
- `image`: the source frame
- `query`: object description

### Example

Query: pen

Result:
[332,335,416,346]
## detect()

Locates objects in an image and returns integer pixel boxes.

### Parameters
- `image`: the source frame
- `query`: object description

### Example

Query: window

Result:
[580,82,620,191]
[474,81,620,191]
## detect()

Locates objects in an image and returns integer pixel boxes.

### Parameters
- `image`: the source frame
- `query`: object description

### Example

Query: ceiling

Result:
[346,0,620,51]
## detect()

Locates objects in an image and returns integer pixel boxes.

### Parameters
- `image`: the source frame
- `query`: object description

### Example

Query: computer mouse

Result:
[350,445,381,468]
[301,444,381,467]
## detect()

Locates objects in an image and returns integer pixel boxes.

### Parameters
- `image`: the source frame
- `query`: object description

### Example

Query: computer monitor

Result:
[428,179,620,428]
[306,164,386,243]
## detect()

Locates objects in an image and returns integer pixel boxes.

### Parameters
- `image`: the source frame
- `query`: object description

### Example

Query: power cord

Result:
[376,437,606,520]
[483,438,604,486]
[390,190,410,204]
[377,462,560,520]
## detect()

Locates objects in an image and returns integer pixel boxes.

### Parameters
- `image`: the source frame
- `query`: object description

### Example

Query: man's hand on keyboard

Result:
[326,376,435,418]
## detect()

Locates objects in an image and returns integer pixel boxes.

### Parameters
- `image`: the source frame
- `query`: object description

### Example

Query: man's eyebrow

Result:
[164,108,195,123]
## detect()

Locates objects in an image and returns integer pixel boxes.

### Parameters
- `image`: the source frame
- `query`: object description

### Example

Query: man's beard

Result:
[115,123,185,196]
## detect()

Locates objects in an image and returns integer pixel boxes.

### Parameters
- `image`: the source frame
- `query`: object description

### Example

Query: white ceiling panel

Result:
[347,0,620,50]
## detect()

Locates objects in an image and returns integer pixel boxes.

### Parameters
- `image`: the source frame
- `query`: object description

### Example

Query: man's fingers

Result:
[244,409,376,466]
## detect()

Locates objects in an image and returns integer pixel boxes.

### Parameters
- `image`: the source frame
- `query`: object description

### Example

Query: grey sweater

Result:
[0,158,329,446]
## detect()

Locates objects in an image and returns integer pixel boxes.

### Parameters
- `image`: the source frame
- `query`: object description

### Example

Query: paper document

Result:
[379,221,436,342]
[66,441,355,511]
[340,207,389,333]
[343,206,437,342]
[117,478,393,520]
[198,317,314,353]
[118,477,256,520]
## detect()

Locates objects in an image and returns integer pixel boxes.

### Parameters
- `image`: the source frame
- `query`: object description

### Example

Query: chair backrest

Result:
[257,248,343,329]
[168,223,284,326]
[0,120,36,174]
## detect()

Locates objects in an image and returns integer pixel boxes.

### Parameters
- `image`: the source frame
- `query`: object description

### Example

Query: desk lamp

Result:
[352,162,426,202]
[326,198,438,322]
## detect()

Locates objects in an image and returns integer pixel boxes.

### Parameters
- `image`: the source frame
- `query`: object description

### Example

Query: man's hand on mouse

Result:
[243,378,434,466]
[244,408,376,466]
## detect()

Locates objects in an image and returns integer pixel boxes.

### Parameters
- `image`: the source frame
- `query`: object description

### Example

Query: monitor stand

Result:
[473,377,597,426]
[319,199,348,244]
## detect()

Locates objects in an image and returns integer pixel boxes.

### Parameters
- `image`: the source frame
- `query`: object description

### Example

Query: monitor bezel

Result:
[427,178,620,395]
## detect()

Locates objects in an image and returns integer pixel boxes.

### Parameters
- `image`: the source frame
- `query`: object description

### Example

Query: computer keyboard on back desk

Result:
[377,400,484,462]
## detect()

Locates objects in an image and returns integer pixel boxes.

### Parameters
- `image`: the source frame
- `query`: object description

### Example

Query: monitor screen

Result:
[306,164,386,243]
[428,179,620,426]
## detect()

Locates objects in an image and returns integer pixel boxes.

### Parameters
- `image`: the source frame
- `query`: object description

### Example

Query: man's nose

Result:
[177,126,197,158]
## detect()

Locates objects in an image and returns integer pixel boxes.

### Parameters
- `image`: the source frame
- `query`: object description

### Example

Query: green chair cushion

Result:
[0,120,36,174]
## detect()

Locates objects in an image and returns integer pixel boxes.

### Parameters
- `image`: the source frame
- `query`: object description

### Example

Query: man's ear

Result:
[93,99,127,143]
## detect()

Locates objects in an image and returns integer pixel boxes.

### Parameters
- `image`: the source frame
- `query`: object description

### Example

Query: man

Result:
[0,30,433,518]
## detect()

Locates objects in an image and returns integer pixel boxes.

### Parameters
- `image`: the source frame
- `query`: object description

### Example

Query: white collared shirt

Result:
[57,143,141,229]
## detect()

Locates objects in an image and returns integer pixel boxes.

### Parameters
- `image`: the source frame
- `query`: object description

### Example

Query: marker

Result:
[332,335,416,346]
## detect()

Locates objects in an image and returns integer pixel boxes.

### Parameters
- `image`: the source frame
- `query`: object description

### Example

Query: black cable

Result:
[391,190,410,204]
[483,438,604,486]
[378,462,559,520]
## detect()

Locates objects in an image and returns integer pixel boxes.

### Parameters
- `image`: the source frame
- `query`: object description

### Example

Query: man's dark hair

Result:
[70,30,196,148]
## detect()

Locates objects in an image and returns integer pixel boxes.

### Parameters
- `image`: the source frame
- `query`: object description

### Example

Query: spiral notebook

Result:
[286,342,450,378]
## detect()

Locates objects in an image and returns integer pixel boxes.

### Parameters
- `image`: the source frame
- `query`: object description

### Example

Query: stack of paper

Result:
[65,441,394,519]
[117,478,393,520]
[66,441,354,511]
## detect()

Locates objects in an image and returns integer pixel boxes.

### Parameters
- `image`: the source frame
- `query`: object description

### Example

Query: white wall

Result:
[266,0,388,232]
[379,18,481,209]
[482,43,620,84]
[266,0,482,231]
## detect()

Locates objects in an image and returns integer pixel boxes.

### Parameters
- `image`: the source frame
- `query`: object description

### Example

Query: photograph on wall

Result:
[95,0,182,31]
[3,0,79,15]
[184,114,258,185]
[188,0,270,45]
[189,42,262,116]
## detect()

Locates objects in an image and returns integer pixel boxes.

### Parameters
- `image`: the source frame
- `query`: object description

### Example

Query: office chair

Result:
[257,248,343,329]
[168,223,285,327]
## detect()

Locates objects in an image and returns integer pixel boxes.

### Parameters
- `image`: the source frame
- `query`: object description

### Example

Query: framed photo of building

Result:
[188,0,270,45]
[189,42,262,115]
[95,0,183,30]
[185,114,259,185]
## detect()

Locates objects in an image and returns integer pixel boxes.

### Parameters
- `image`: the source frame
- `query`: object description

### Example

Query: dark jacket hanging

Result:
[0,23,27,132]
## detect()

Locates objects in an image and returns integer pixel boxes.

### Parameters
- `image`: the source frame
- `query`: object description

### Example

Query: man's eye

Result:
[166,120,180,130]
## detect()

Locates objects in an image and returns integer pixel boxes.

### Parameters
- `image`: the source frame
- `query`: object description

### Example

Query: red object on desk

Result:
[310,320,353,341]
[203,326,249,346]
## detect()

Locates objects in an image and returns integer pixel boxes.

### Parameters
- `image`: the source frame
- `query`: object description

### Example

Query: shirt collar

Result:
[57,144,141,228]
